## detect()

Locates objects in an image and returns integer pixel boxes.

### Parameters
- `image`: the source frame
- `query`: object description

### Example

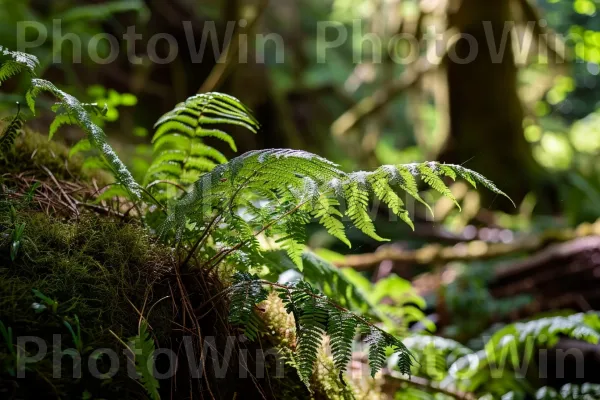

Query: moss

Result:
[0,130,211,399]
[0,201,175,399]
[0,129,110,183]
[1,129,366,399]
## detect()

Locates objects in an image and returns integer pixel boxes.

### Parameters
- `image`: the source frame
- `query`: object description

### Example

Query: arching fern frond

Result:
[229,274,413,390]
[0,46,38,85]
[485,312,600,352]
[448,313,600,397]
[402,335,472,381]
[162,149,512,269]
[146,93,259,193]
[535,383,600,399]
[128,321,160,400]
[26,79,141,199]
[228,272,269,341]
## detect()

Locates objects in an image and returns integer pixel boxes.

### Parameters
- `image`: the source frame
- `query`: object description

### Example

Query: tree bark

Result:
[441,0,542,207]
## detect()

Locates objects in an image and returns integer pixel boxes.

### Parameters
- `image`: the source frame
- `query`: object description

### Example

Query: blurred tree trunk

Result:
[440,0,542,207]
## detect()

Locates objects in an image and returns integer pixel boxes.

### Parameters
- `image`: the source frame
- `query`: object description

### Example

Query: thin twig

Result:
[198,0,270,93]
[40,165,79,217]
[181,213,223,268]
[384,370,476,400]
[331,58,434,137]
[335,225,588,270]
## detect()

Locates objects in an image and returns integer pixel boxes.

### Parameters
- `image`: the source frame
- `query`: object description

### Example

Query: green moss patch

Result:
[0,201,175,398]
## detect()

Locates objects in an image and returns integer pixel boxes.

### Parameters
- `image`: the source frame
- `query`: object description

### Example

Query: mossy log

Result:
[0,131,302,400]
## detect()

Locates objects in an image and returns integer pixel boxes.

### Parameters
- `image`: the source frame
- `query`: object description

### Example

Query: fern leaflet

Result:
[26,78,141,199]
[128,321,160,400]
[146,92,259,194]
[229,274,413,390]
[0,46,38,85]
[0,107,24,154]
[228,272,269,341]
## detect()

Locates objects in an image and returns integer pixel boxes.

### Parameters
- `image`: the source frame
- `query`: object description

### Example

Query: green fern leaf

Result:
[0,111,24,154]
[293,281,328,385]
[229,272,269,341]
[417,162,460,210]
[26,78,141,199]
[69,138,92,158]
[450,164,515,207]
[365,327,388,377]
[344,177,388,241]
[128,321,160,400]
[327,308,360,372]
[162,150,511,263]
[146,93,259,191]
[0,46,38,85]
[48,114,72,139]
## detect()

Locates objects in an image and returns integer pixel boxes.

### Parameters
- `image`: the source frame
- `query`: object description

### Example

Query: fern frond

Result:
[449,313,600,396]
[162,149,512,258]
[26,79,141,199]
[146,93,259,191]
[0,110,24,154]
[451,164,515,207]
[535,383,600,399]
[364,326,413,377]
[0,46,38,85]
[295,286,328,384]
[311,193,351,246]
[229,272,269,341]
[344,177,387,241]
[128,321,160,400]
[273,210,310,270]
[403,335,472,380]
[327,308,360,373]
[488,312,600,352]
[368,168,414,230]
[364,328,388,377]
[417,162,460,209]
[229,274,413,389]
[48,114,72,140]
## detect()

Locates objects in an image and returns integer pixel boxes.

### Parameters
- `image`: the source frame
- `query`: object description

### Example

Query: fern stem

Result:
[139,186,167,215]
[146,179,188,194]
[204,198,311,270]
[385,371,476,400]
[182,213,223,268]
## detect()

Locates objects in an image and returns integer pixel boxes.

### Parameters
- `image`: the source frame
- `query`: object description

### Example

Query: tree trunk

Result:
[441,0,542,208]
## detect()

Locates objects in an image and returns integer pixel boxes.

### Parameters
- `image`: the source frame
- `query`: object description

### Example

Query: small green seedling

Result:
[24,181,41,202]
[0,320,18,376]
[10,222,26,261]
[64,315,83,353]
[32,289,58,313]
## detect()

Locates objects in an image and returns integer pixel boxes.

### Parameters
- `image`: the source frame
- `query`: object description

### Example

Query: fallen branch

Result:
[335,220,600,269]
[331,58,434,137]
[198,0,269,93]
[382,370,476,400]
